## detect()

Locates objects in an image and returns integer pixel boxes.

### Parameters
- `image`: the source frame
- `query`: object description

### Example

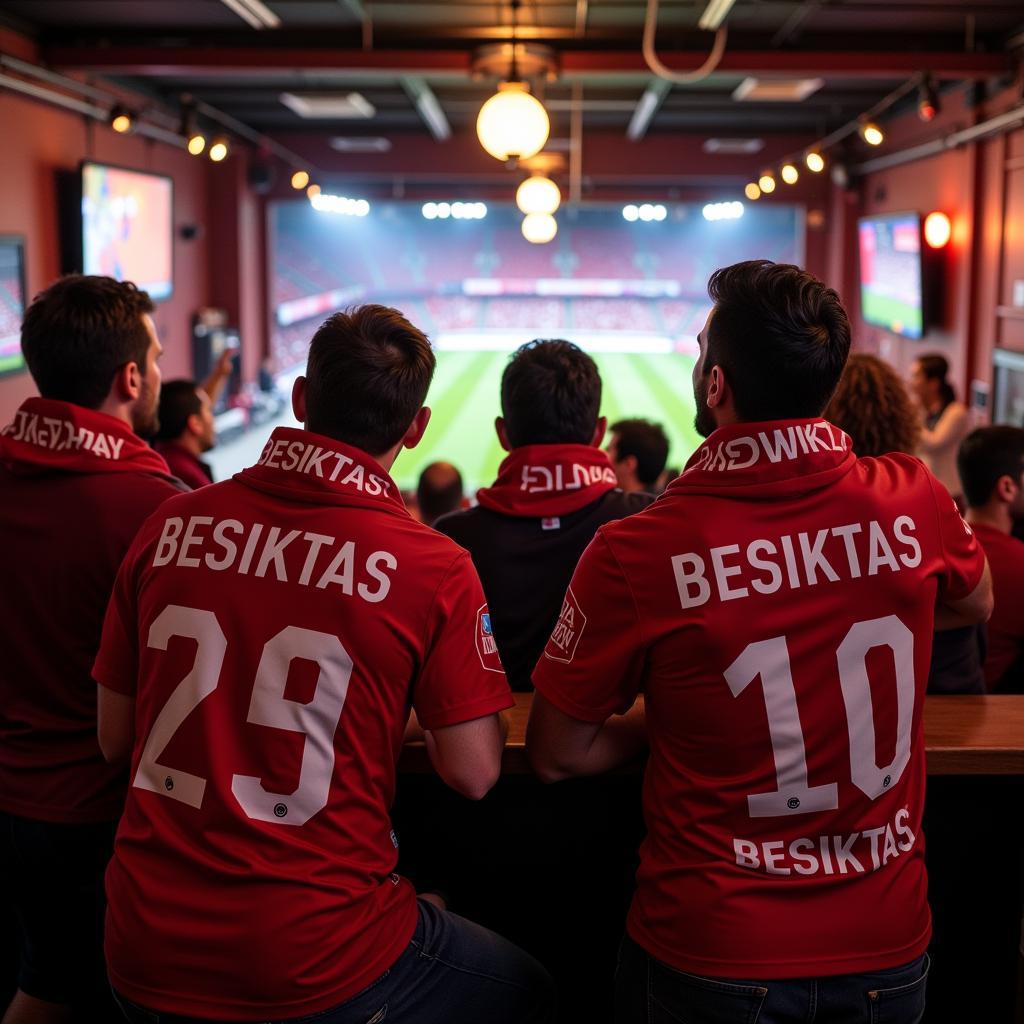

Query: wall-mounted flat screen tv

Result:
[0,236,26,378]
[858,212,924,339]
[81,162,173,301]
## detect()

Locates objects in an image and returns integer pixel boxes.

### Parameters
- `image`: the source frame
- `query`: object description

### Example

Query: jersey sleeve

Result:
[413,552,514,730]
[92,532,145,696]
[927,473,986,601]
[532,530,645,723]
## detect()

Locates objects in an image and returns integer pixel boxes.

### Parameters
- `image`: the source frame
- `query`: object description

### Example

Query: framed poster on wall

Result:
[0,236,26,378]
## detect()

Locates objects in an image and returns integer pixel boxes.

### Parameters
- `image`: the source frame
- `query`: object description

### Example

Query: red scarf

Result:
[236,426,409,515]
[0,398,173,478]
[668,419,856,499]
[476,443,618,517]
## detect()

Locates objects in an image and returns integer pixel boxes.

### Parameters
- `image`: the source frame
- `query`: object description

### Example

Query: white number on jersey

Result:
[725,615,915,817]
[133,605,353,826]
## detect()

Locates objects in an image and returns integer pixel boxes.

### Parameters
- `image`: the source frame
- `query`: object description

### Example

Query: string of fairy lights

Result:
[745,74,938,202]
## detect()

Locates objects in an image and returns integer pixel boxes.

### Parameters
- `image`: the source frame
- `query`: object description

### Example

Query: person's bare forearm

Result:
[576,697,647,776]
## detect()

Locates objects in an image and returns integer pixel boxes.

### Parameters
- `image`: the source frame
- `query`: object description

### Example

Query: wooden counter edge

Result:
[399,694,1024,776]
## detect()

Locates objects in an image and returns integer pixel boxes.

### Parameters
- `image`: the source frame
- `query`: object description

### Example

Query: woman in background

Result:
[824,352,919,457]
[910,353,970,507]
[826,352,984,694]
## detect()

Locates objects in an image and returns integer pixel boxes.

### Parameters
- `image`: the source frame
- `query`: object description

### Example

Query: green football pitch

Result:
[390,348,702,493]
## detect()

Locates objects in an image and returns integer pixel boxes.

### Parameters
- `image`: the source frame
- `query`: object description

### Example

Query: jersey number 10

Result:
[725,614,914,818]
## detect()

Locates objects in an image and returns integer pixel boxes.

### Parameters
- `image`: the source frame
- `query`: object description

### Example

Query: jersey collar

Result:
[236,427,408,514]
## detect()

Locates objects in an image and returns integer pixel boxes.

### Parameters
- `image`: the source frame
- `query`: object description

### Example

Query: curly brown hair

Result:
[824,353,920,457]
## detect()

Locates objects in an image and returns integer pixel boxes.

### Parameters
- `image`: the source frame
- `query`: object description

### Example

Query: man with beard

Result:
[153,350,236,489]
[958,426,1024,692]
[0,275,184,1024]
[528,260,993,1024]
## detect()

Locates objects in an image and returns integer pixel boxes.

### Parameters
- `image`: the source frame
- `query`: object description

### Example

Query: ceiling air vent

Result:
[280,92,376,119]
[732,78,825,102]
[703,138,765,155]
[329,137,392,153]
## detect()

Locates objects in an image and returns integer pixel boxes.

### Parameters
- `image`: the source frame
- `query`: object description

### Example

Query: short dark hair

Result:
[917,352,956,408]
[304,305,435,455]
[155,380,202,442]
[21,275,155,409]
[417,461,464,526]
[610,418,670,486]
[704,260,851,421]
[958,426,1024,508]
[501,339,601,447]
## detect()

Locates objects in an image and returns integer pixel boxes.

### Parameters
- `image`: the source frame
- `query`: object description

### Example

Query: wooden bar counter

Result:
[395,694,1024,1024]
[400,693,1024,775]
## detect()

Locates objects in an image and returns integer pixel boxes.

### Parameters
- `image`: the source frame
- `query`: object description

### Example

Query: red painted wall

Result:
[841,81,1024,410]
[0,88,213,423]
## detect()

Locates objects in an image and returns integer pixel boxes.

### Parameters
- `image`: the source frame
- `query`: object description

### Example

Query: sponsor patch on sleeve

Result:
[544,586,587,664]
[475,604,504,673]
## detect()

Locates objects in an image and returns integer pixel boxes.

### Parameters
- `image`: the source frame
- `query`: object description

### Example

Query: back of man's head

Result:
[155,380,202,442]
[21,274,155,410]
[610,418,670,488]
[501,339,601,447]
[304,305,435,456]
[958,426,1024,509]
[705,261,851,422]
[417,461,464,525]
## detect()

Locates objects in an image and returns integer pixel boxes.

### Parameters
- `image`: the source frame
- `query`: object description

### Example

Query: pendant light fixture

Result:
[476,0,550,163]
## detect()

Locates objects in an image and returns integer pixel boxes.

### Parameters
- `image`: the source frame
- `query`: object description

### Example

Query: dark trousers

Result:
[0,810,117,1017]
[114,897,556,1024]
[614,935,929,1024]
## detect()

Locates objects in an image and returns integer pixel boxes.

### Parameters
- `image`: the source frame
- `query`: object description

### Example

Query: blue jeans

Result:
[614,935,929,1024]
[114,897,555,1024]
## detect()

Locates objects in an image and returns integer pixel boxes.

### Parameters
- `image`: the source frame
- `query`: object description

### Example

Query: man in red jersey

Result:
[958,426,1024,692]
[0,275,183,1024]
[527,261,992,1023]
[153,350,236,489]
[93,306,554,1024]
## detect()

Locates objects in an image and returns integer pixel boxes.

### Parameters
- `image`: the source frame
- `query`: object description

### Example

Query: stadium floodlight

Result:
[522,212,557,244]
[703,201,744,222]
[310,192,371,216]
[697,0,737,31]
[516,175,561,216]
[477,82,550,163]
[623,205,640,222]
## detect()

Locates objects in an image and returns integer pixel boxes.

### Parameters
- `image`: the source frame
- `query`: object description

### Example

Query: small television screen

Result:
[0,236,26,378]
[81,162,173,301]
[858,213,924,339]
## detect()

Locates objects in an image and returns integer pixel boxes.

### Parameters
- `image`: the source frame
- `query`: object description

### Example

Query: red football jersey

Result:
[534,419,985,979]
[0,399,182,823]
[94,428,512,1020]
[970,524,1024,691]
